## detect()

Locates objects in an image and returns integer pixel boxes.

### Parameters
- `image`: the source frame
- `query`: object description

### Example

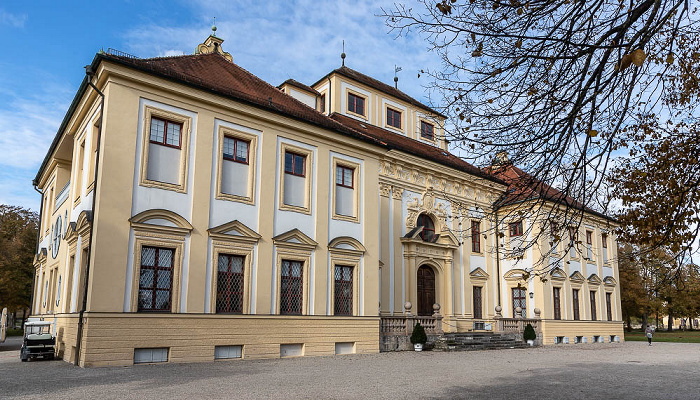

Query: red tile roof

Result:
[331,113,504,184]
[36,51,500,186]
[278,78,320,96]
[488,163,614,221]
[312,66,447,118]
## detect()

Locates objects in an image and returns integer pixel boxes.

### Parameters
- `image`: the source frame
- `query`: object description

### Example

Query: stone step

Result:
[434,332,533,352]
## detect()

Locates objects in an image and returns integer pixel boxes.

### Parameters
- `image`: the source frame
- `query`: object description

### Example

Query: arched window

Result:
[417,213,435,241]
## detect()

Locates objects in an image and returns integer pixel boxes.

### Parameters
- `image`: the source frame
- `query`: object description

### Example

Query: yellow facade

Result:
[31,35,622,367]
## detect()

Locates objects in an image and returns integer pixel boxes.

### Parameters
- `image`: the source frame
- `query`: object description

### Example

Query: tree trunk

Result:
[642,314,648,332]
[667,312,674,332]
[626,315,632,332]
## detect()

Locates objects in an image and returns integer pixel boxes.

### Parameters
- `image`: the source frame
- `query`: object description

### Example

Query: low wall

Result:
[540,320,624,345]
[40,313,379,367]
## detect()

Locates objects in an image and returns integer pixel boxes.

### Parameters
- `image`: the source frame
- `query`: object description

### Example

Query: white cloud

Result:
[119,0,442,107]
[0,9,27,28]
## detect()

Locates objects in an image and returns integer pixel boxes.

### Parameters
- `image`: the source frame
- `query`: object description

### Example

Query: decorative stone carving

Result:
[195,35,233,62]
[405,189,449,231]
[379,183,391,198]
[391,187,404,200]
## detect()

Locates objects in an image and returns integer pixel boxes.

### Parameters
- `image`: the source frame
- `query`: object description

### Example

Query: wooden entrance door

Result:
[417,266,435,316]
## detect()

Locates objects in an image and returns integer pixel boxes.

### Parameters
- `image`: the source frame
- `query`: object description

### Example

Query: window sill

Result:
[140,179,187,194]
[279,203,312,215]
[332,213,360,224]
[346,110,368,120]
[383,123,404,134]
[216,192,254,205]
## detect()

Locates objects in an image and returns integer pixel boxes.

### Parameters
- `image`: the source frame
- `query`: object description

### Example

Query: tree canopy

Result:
[384,0,700,261]
[0,205,38,312]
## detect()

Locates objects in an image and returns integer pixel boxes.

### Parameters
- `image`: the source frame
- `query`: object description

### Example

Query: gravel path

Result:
[1,339,699,399]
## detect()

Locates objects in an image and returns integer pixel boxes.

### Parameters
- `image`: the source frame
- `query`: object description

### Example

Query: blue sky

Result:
[0,0,440,212]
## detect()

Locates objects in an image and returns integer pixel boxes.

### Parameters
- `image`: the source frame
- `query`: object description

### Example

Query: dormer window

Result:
[386,108,401,129]
[420,121,435,140]
[509,221,523,237]
[348,92,365,116]
[417,213,435,241]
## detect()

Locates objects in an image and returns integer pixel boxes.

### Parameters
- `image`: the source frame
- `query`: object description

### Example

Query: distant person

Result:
[645,324,654,346]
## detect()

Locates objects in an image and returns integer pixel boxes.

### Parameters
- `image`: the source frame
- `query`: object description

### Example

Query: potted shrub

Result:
[524,323,537,346]
[410,322,428,351]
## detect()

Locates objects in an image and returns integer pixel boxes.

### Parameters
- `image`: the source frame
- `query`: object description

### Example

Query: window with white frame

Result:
[283,151,306,208]
[602,233,609,263]
[347,92,365,116]
[586,230,593,260]
[335,164,354,217]
[140,106,191,192]
[569,227,578,258]
[220,136,249,198]
[386,107,401,129]
[147,117,182,184]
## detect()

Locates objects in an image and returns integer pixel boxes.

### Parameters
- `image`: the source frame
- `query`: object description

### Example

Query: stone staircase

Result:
[433,332,531,352]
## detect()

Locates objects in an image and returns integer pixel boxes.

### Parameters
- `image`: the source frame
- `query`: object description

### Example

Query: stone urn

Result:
[414,343,423,352]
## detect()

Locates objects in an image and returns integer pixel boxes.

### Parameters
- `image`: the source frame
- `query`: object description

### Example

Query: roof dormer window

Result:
[348,92,365,117]
[386,108,401,129]
[420,121,435,141]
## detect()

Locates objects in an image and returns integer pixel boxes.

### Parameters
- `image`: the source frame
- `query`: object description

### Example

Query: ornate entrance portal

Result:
[417,266,436,316]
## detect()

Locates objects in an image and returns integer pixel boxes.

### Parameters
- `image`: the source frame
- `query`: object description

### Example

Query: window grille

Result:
[138,246,174,312]
[222,137,249,164]
[512,287,526,317]
[149,117,182,148]
[473,286,483,319]
[280,260,303,315]
[284,152,306,177]
[334,265,353,315]
[336,165,354,188]
[216,254,245,313]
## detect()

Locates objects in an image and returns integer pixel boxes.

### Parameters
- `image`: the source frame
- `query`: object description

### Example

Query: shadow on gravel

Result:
[432,362,700,400]
[0,336,22,351]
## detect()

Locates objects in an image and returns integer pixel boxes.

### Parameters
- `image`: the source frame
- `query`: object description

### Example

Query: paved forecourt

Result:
[1,339,699,399]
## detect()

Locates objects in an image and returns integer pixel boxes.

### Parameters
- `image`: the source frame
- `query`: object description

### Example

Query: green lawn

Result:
[625,329,700,343]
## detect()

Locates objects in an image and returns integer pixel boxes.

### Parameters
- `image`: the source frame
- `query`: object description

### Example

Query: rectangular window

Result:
[590,291,597,321]
[569,227,578,258]
[284,151,306,177]
[280,260,303,315]
[471,220,481,253]
[553,287,561,320]
[336,165,354,188]
[549,222,559,253]
[386,107,401,129]
[572,289,580,320]
[420,121,434,140]
[473,286,483,319]
[138,246,174,312]
[347,93,365,116]
[509,221,523,237]
[602,233,609,263]
[222,136,249,164]
[512,287,526,318]
[334,265,354,316]
[149,117,182,148]
[586,230,593,260]
[606,292,613,321]
[319,94,326,113]
[216,254,245,314]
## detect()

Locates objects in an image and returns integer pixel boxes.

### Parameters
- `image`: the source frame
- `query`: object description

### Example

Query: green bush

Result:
[410,322,428,344]
[524,323,537,341]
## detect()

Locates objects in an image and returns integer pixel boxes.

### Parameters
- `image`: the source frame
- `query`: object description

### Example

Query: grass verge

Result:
[625,329,700,343]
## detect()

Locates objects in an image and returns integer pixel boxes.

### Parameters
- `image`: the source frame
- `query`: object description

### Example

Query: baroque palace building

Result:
[31,34,623,367]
